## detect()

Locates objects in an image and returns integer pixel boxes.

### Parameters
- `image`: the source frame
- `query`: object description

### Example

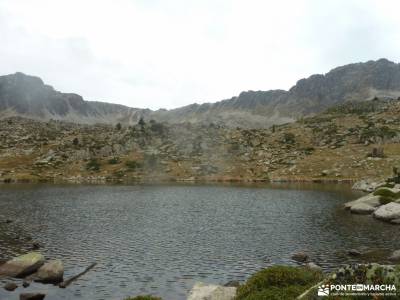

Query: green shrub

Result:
[125,160,142,170]
[124,296,161,300]
[237,285,306,300]
[282,133,296,144]
[303,147,315,155]
[86,159,100,171]
[236,266,323,300]
[108,157,120,164]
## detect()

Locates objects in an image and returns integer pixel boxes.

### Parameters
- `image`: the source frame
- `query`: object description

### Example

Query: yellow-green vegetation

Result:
[108,157,120,164]
[125,160,142,170]
[236,266,323,300]
[124,296,161,300]
[86,158,100,171]
[374,187,400,204]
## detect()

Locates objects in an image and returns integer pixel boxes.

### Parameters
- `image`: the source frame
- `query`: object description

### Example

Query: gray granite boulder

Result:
[350,203,376,214]
[389,250,400,261]
[0,252,45,278]
[34,260,64,284]
[373,202,400,221]
[187,282,236,300]
[344,194,381,209]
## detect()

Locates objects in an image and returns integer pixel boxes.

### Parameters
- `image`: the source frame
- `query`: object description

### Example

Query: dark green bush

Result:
[236,266,323,300]
[125,160,143,170]
[282,133,296,144]
[237,285,306,300]
[108,157,120,164]
[86,159,100,171]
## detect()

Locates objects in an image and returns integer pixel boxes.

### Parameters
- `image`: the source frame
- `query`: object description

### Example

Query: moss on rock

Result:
[373,188,400,199]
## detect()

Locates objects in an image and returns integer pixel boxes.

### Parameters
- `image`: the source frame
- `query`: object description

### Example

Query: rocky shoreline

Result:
[3,248,400,300]
[345,174,400,225]
[0,175,358,185]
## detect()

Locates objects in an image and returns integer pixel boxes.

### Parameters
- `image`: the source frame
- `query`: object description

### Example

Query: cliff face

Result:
[1,59,400,128]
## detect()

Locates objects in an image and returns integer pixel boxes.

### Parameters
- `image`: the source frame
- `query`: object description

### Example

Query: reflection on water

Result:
[0,183,399,300]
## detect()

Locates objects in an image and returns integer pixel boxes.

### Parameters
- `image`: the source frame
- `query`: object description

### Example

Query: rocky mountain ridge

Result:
[1,59,400,127]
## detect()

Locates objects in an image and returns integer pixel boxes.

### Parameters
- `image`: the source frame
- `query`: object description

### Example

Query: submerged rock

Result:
[31,242,41,250]
[344,194,380,209]
[0,252,45,278]
[389,250,400,261]
[350,203,376,214]
[223,280,240,288]
[187,282,236,300]
[20,293,46,300]
[291,252,309,262]
[347,249,362,256]
[4,282,18,291]
[373,202,400,221]
[305,262,322,272]
[391,218,400,224]
[35,259,64,284]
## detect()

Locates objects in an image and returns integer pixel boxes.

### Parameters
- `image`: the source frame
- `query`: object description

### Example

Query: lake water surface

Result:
[1,183,400,300]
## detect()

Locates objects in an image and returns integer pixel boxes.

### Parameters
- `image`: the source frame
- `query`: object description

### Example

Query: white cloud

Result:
[0,0,399,109]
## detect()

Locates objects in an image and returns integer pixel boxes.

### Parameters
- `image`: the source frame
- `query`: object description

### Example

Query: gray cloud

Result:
[0,0,399,110]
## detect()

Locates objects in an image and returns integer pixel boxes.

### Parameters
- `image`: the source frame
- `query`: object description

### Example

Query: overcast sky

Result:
[1,0,400,110]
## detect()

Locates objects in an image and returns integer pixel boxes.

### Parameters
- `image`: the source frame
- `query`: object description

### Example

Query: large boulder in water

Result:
[350,203,376,214]
[187,282,236,300]
[344,194,381,209]
[373,202,400,221]
[34,260,64,284]
[0,252,45,278]
[291,252,309,262]
[389,250,400,261]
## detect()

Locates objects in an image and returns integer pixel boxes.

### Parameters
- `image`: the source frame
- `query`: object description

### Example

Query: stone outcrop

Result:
[0,252,45,278]
[373,202,400,221]
[350,203,376,214]
[4,282,18,291]
[291,252,309,262]
[35,259,64,284]
[389,250,400,261]
[344,194,381,209]
[187,282,236,300]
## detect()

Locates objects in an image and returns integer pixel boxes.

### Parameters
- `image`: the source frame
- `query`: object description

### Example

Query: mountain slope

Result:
[1,97,400,184]
[1,58,400,128]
